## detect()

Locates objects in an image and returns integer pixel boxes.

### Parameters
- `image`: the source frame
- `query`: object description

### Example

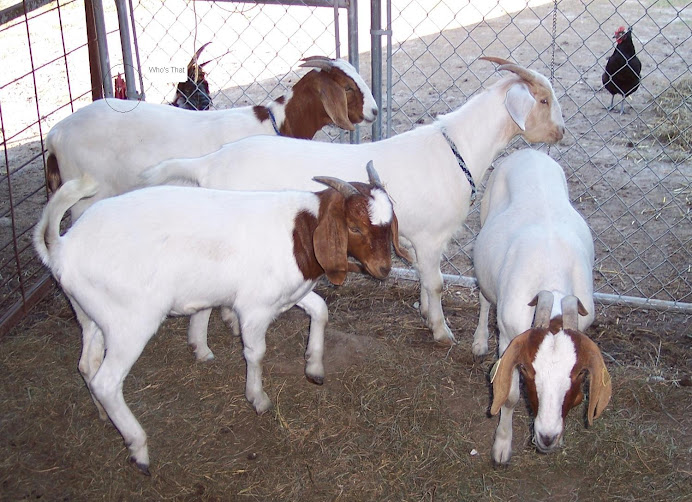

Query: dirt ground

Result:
[1,276,690,501]
[1,0,691,500]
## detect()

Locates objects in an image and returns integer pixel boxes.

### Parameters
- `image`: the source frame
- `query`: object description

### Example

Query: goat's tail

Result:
[33,174,99,267]
[139,159,203,187]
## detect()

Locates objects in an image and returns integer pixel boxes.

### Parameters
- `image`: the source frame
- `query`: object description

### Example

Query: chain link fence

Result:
[1,0,689,336]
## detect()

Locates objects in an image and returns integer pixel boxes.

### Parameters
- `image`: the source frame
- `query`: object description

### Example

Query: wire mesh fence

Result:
[1,0,690,337]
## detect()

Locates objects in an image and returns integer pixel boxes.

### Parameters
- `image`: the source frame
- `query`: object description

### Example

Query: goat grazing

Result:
[472,149,612,464]
[141,57,566,345]
[33,162,398,474]
[45,55,378,219]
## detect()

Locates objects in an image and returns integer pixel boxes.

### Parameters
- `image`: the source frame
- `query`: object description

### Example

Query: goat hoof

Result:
[306,374,324,386]
[130,457,151,476]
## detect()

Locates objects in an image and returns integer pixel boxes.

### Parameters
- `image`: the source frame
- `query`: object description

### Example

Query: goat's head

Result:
[174,42,212,110]
[481,56,565,144]
[309,161,406,285]
[283,56,377,137]
[490,291,612,454]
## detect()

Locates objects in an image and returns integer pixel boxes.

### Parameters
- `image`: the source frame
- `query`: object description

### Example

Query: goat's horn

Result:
[528,290,554,329]
[300,56,335,71]
[193,42,212,60]
[479,56,514,66]
[313,176,360,198]
[498,64,540,86]
[365,160,384,189]
[561,295,589,331]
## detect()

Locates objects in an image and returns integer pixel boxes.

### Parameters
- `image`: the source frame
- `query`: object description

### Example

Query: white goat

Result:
[33,162,398,474]
[45,56,378,219]
[472,149,612,465]
[141,57,566,345]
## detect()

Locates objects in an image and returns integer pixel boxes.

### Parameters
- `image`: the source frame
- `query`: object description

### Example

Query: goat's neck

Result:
[281,82,330,139]
[439,89,518,181]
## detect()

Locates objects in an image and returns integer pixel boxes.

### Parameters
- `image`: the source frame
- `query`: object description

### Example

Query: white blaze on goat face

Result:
[531,330,577,450]
[368,188,393,226]
[330,59,379,123]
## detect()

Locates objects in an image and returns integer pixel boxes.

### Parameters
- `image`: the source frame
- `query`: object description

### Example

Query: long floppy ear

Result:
[318,78,355,131]
[313,194,349,285]
[390,211,413,263]
[505,83,535,131]
[574,332,612,425]
[490,329,532,415]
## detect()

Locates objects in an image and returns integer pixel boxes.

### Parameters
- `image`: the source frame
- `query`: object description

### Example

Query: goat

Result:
[141,57,566,345]
[33,161,398,474]
[173,42,213,110]
[472,149,612,465]
[45,55,378,219]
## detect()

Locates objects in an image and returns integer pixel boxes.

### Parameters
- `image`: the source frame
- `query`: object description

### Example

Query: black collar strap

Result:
[440,126,476,203]
[267,107,281,135]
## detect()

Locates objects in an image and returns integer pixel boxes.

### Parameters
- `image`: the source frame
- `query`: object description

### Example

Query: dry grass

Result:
[651,76,692,152]
[1,276,690,501]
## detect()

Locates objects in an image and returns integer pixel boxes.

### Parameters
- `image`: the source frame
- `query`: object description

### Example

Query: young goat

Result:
[33,162,397,474]
[141,57,566,345]
[472,149,612,465]
[45,56,377,219]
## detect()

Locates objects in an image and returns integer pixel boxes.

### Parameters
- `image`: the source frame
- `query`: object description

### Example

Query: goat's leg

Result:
[188,309,214,361]
[219,306,241,336]
[239,312,272,414]
[87,331,152,475]
[415,247,455,344]
[492,368,520,465]
[72,299,108,420]
[472,292,491,356]
[296,291,328,385]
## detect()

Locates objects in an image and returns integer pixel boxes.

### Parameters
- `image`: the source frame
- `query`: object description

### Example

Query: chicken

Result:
[602,26,641,114]
[173,42,212,110]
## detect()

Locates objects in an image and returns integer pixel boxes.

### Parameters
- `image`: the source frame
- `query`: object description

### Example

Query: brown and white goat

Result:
[473,149,611,464]
[45,56,377,219]
[33,161,399,474]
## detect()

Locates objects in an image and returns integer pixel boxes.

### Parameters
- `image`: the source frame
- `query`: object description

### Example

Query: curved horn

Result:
[561,295,590,331]
[365,160,384,189]
[313,176,360,198]
[300,56,335,71]
[528,290,554,329]
[479,56,514,66]
[497,64,540,86]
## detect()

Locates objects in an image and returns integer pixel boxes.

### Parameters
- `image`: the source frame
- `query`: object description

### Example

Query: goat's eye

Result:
[349,226,362,235]
[540,98,549,105]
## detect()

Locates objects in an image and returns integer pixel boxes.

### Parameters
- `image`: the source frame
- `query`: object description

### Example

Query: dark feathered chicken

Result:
[602,26,641,114]
[173,42,212,111]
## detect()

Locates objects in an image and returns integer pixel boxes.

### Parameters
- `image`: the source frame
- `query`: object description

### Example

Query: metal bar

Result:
[85,0,104,100]
[206,0,350,7]
[115,0,137,99]
[385,0,392,138]
[0,0,52,25]
[0,274,55,340]
[92,0,113,97]
[370,0,382,141]
[389,268,692,314]
[128,0,145,101]
[347,0,359,144]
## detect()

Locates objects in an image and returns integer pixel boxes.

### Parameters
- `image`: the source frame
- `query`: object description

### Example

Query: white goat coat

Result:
[473,148,595,348]
[141,70,566,344]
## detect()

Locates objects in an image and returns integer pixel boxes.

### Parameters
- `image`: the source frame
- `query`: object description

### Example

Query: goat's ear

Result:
[313,195,349,285]
[490,329,532,415]
[504,83,535,131]
[319,79,355,131]
[390,211,413,263]
[576,333,612,425]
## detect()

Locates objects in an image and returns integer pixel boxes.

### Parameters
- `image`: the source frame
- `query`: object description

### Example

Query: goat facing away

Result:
[45,55,377,219]
[141,57,566,346]
[472,149,612,465]
[33,161,399,474]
